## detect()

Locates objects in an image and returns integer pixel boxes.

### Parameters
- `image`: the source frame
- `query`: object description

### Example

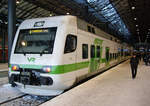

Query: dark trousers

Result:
[131,64,138,79]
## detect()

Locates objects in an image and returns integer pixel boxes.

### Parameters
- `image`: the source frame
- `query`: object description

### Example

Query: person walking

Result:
[130,54,139,79]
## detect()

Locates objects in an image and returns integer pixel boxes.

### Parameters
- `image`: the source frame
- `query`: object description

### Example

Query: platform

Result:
[0,63,8,71]
[41,60,150,106]
[0,84,24,104]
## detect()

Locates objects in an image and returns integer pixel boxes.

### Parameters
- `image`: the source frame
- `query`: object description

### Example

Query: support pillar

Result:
[2,24,6,63]
[8,0,16,65]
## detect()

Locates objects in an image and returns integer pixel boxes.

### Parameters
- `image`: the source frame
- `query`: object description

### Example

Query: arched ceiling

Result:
[0,0,150,45]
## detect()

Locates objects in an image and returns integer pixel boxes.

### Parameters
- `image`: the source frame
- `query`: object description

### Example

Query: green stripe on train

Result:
[51,61,89,74]
[10,61,90,74]
[19,64,43,69]
[10,58,107,74]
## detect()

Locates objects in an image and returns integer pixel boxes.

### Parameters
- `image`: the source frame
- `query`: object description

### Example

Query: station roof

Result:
[0,0,150,44]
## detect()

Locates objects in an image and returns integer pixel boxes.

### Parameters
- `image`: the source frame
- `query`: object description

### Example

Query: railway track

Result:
[0,78,55,106]
[0,94,54,106]
[0,84,55,106]
[0,94,27,106]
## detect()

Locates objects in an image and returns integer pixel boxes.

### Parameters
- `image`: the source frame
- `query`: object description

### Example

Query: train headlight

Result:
[42,66,51,73]
[12,65,20,71]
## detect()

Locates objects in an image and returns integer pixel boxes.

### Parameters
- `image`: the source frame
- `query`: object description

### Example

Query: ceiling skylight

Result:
[74,0,131,38]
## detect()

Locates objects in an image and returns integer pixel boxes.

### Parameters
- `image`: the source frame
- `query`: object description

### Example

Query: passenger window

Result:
[91,45,95,58]
[64,35,77,53]
[110,37,112,40]
[115,53,117,59]
[82,44,88,59]
[96,46,100,58]
[88,26,91,32]
[92,28,95,34]
[113,53,115,59]
[106,47,109,61]
[110,53,112,60]
[121,49,123,56]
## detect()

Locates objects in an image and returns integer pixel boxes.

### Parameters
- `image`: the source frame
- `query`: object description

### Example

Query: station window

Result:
[96,46,100,58]
[64,34,77,53]
[91,45,95,58]
[82,44,88,59]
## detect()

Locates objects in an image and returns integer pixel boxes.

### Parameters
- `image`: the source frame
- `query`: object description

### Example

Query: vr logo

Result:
[27,57,35,62]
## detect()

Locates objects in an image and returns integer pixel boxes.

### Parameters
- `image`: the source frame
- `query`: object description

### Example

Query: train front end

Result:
[8,16,75,96]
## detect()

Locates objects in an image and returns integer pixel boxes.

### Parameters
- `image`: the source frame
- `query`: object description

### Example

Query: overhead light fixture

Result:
[66,12,70,15]
[4,22,8,24]
[131,7,135,10]
[136,25,138,27]
[16,0,20,4]
[134,18,137,20]
[49,14,53,16]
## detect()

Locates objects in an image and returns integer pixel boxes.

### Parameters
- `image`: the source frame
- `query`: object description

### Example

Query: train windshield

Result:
[15,27,57,54]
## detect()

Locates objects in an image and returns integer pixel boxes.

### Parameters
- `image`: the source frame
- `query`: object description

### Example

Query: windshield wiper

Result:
[40,47,51,56]
[20,48,26,56]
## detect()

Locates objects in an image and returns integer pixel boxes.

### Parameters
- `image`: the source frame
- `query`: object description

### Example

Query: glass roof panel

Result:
[74,0,131,38]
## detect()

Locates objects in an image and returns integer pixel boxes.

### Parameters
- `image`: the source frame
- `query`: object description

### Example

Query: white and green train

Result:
[9,15,131,96]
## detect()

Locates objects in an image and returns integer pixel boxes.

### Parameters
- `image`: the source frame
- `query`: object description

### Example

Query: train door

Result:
[95,45,101,69]
[90,45,101,72]
[90,38,103,72]
[90,45,96,72]
[63,34,77,72]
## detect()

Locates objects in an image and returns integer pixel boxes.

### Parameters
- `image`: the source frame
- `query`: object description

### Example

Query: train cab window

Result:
[15,28,57,54]
[96,46,100,58]
[64,34,77,53]
[82,44,88,59]
[91,45,95,58]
